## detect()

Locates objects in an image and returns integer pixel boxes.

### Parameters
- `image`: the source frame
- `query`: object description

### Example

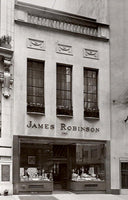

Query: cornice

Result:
[15,2,109,41]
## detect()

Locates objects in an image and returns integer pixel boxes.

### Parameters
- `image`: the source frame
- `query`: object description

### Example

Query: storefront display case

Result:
[13,136,108,194]
[19,167,53,193]
[69,143,106,193]
[18,143,53,194]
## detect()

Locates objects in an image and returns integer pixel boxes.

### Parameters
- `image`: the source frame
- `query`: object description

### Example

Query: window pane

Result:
[92,86,96,93]
[27,60,44,113]
[93,94,97,102]
[92,79,96,85]
[84,102,88,109]
[88,78,93,86]
[84,68,98,110]
[88,71,93,77]
[88,94,93,102]
[84,93,87,102]
[57,64,72,115]
[92,71,96,78]
[88,86,93,93]
[76,143,105,181]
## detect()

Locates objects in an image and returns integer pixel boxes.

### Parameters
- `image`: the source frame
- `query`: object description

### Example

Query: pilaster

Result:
[0,46,13,195]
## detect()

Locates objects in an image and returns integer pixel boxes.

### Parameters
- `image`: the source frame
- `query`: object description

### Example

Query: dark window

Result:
[53,145,67,158]
[91,149,97,158]
[121,162,128,189]
[27,59,44,113]
[57,64,73,116]
[84,68,99,118]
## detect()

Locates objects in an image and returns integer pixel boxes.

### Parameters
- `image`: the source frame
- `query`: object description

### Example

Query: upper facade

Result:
[12,1,110,141]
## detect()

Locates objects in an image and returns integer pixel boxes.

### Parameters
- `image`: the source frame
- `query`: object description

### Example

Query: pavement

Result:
[0,193,128,200]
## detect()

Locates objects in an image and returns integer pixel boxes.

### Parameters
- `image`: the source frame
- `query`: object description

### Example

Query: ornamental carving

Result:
[27,14,98,37]
[27,38,45,51]
[83,48,99,60]
[0,35,11,49]
[56,43,73,55]
[0,58,13,98]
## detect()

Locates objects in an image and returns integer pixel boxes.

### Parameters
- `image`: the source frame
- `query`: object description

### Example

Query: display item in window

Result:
[71,167,104,182]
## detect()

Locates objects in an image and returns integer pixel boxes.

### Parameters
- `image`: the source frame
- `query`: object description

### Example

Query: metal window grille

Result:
[27,59,44,113]
[57,64,73,116]
[84,68,99,118]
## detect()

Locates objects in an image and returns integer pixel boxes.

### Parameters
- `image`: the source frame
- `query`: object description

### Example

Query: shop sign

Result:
[27,121,55,129]
[27,121,100,133]
[60,123,99,133]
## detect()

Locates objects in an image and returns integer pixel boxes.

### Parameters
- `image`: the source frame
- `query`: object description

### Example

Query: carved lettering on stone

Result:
[83,48,99,60]
[56,43,73,55]
[27,38,46,51]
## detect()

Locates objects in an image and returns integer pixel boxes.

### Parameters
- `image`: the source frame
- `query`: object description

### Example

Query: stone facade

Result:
[0,0,112,195]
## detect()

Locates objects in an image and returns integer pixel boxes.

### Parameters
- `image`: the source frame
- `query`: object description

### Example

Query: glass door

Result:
[53,145,68,190]
[53,162,67,190]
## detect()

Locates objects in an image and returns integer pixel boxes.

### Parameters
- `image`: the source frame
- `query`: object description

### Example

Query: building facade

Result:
[0,0,118,195]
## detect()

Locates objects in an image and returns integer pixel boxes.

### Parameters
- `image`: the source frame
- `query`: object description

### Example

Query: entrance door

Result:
[52,145,68,190]
[121,162,128,189]
[53,163,67,190]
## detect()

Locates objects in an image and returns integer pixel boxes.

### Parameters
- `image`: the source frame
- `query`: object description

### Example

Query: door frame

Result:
[120,158,128,194]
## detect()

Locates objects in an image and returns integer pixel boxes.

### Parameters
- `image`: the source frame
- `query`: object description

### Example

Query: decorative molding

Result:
[15,2,109,40]
[56,42,73,55]
[0,57,13,98]
[27,14,98,37]
[83,48,99,60]
[27,38,45,51]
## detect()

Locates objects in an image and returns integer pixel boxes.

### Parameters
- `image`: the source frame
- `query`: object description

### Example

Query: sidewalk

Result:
[0,194,128,200]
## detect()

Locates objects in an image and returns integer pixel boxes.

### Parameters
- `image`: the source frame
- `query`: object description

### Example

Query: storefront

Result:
[13,136,110,194]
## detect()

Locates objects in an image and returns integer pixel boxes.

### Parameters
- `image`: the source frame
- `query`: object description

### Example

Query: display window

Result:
[71,143,105,182]
[20,142,106,183]
[17,139,107,193]
[20,143,53,182]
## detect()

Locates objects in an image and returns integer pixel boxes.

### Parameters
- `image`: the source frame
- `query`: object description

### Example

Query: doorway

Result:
[52,145,68,190]
[121,162,128,188]
[53,163,67,190]
[120,160,128,194]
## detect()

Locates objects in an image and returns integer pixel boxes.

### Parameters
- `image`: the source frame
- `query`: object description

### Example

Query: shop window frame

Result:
[84,67,99,119]
[56,63,73,117]
[27,59,45,115]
